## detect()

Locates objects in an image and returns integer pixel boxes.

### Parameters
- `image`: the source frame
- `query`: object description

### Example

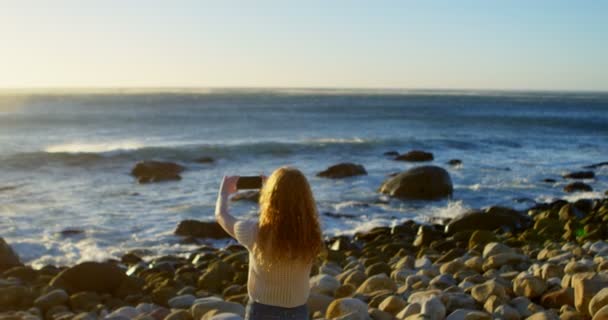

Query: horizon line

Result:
[1,85,607,95]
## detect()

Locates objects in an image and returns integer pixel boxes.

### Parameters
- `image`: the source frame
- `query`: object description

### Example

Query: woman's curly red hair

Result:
[255,166,323,265]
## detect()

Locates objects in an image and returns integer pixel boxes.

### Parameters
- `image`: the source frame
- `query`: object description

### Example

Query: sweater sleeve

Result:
[234,219,258,250]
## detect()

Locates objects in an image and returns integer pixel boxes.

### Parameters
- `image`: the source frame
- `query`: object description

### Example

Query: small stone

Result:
[395,302,421,319]
[325,298,370,320]
[513,274,548,298]
[482,242,514,258]
[470,280,507,303]
[34,289,69,310]
[493,304,520,320]
[590,288,608,318]
[482,253,528,271]
[540,287,574,309]
[107,306,139,319]
[356,274,397,294]
[446,309,491,320]
[526,310,560,320]
[593,305,608,320]
[573,272,608,316]
[378,295,406,315]
[468,230,497,249]
[168,294,196,309]
[164,309,192,320]
[307,293,333,316]
[310,274,341,296]
[440,261,466,275]
[191,298,245,319]
[421,296,446,320]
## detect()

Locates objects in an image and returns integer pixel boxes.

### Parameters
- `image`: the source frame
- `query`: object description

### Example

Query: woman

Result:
[215,167,323,320]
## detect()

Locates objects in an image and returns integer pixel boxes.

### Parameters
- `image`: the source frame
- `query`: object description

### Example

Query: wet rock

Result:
[131,161,185,183]
[174,220,230,239]
[447,159,462,166]
[50,262,141,297]
[384,151,400,157]
[0,237,22,271]
[325,298,370,320]
[583,161,608,169]
[564,182,593,193]
[379,166,453,200]
[317,163,367,179]
[563,171,595,179]
[195,157,215,164]
[59,229,85,237]
[395,150,434,162]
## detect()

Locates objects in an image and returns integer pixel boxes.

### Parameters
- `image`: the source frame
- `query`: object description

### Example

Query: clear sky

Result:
[1,0,607,91]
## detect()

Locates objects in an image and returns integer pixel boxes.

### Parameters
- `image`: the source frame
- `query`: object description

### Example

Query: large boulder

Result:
[445,206,530,234]
[564,182,593,193]
[563,171,595,179]
[379,166,453,200]
[317,163,367,179]
[131,161,185,183]
[0,237,22,272]
[50,262,142,297]
[395,150,434,162]
[174,220,230,239]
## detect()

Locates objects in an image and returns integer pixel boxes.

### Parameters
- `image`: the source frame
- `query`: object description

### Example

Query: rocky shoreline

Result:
[1,195,608,320]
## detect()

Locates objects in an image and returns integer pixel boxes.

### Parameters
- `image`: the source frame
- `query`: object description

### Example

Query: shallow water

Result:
[1,89,607,267]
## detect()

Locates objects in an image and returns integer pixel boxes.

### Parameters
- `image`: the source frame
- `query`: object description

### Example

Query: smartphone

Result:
[236,176,263,190]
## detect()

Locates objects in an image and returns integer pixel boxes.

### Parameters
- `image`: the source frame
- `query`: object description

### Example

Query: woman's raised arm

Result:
[215,175,239,238]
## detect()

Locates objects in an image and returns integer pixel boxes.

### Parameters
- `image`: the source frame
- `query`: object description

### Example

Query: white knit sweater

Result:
[234,219,312,308]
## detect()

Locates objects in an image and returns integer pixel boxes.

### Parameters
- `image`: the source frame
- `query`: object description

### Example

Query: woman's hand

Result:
[219,175,239,197]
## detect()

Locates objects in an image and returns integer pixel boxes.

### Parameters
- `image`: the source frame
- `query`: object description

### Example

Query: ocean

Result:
[1,89,607,268]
